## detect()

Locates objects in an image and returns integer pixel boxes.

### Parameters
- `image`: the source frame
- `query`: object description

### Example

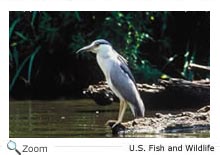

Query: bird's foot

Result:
[105,120,122,128]
[111,121,122,128]
[105,120,117,126]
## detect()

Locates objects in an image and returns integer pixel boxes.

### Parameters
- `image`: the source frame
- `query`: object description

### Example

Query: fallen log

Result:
[83,78,210,109]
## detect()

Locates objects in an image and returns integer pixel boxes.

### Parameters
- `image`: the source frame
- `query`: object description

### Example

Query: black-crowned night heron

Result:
[76,39,145,127]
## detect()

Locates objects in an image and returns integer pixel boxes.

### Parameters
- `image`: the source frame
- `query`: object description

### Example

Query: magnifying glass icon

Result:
[7,140,21,155]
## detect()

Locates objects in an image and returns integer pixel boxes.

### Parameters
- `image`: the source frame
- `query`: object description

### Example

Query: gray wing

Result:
[117,55,137,86]
[110,58,145,117]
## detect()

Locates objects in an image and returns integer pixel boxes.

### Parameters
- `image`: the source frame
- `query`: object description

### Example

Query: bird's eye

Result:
[94,43,100,47]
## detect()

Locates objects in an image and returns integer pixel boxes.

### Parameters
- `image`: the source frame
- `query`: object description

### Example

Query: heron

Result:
[76,39,145,127]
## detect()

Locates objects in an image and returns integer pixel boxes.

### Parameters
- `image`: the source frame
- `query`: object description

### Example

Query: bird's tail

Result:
[135,97,145,118]
[130,95,145,118]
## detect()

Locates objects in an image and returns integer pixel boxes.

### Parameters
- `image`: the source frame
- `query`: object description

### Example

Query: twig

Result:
[189,63,210,71]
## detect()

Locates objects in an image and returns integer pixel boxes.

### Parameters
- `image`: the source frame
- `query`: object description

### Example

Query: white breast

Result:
[96,50,124,100]
[97,50,115,78]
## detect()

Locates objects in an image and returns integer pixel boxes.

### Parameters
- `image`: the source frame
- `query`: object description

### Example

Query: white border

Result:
[1,1,220,155]
[5,0,214,11]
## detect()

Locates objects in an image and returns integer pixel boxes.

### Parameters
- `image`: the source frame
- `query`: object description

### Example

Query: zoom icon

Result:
[7,140,21,155]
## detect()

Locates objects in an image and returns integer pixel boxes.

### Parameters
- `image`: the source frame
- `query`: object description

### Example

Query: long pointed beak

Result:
[76,44,94,54]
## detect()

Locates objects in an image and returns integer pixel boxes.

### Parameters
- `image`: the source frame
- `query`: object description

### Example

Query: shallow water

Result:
[9,100,209,138]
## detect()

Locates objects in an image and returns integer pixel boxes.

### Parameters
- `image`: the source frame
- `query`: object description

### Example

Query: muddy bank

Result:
[108,105,210,136]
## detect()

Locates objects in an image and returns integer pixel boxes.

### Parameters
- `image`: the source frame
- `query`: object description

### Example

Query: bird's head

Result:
[76,39,112,54]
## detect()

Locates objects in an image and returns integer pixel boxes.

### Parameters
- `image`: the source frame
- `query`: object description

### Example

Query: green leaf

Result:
[12,47,19,69]
[74,12,81,22]
[9,55,30,92]
[9,46,41,92]
[161,74,170,79]
[9,18,20,40]
[31,11,37,27]
[28,46,41,82]
[15,31,29,41]
[10,42,17,47]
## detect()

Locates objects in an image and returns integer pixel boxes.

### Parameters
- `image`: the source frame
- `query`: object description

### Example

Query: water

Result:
[9,100,209,138]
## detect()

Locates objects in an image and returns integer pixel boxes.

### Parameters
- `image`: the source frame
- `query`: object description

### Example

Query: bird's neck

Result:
[97,46,115,59]
[96,46,117,80]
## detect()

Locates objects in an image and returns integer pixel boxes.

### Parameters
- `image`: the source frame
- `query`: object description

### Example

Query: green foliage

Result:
[91,12,166,81]
[9,11,210,97]
[9,46,41,92]
[9,12,42,92]
[9,17,20,39]
[181,51,196,80]
[31,11,37,27]
[28,46,41,82]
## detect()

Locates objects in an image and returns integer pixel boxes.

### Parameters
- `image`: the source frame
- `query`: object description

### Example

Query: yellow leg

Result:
[117,100,127,123]
[118,100,123,120]
[111,101,127,128]
[106,100,127,128]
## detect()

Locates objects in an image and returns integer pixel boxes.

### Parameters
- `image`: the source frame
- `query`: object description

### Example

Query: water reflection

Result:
[9,100,209,138]
[10,100,124,137]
